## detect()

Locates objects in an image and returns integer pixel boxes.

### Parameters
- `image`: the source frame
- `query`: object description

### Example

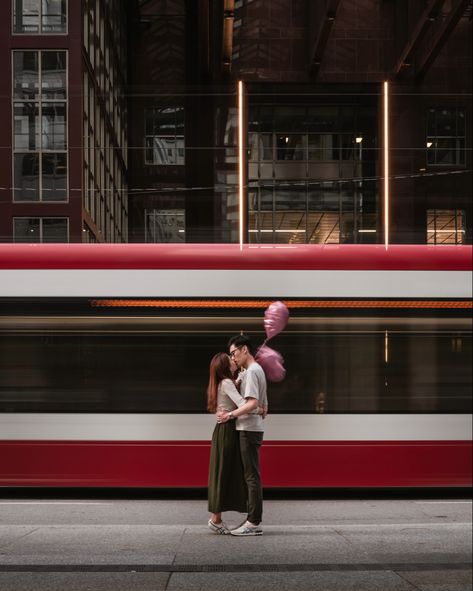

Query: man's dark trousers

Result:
[239,431,264,525]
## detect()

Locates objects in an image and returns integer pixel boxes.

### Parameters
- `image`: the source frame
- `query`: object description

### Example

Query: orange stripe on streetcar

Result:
[90,299,472,309]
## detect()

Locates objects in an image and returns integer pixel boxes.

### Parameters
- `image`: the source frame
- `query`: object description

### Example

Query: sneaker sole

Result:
[230,531,263,536]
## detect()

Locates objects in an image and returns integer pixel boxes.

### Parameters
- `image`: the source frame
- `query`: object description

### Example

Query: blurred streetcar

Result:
[0,243,471,488]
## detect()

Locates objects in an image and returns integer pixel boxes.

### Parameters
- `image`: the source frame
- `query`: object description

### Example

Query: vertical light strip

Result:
[384,330,389,364]
[383,81,389,250]
[238,80,244,251]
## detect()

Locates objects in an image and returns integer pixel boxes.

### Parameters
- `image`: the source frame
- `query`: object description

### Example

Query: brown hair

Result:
[207,352,234,413]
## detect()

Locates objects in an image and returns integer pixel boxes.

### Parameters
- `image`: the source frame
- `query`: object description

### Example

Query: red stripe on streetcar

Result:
[0,440,471,488]
[0,244,471,271]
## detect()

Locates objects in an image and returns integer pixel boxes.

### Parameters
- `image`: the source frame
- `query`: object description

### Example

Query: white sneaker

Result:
[208,519,230,535]
[230,520,263,536]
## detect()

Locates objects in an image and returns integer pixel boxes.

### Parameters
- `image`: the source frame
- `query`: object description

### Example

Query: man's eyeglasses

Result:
[229,346,243,358]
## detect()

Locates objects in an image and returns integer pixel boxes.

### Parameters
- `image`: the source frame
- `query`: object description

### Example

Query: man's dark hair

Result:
[228,334,255,356]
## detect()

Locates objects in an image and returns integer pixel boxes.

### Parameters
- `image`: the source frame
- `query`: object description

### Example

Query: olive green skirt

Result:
[208,421,247,513]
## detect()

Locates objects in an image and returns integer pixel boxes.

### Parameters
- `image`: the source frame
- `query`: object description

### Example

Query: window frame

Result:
[426,209,465,245]
[426,107,466,168]
[13,216,69,242]
[12,0,68,35]
[143,107,185,166]
[12,49,69,203]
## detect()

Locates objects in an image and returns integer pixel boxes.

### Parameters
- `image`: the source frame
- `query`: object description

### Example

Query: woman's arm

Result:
[218,397,258,423]
[216,380,263,421]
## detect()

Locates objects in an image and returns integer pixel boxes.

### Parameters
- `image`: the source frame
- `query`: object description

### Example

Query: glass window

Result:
[274,107,306,132]
[426,108,466,166]
[248,133,258,162]
[13,217,68,242]
[41,103,66,149]
[42,153,67,200]
[247,103,378,244]
[306,106,338,132]
[427,209,465,245]
[13,51,39,99]
[308,134,336,160]
[12,50,67,202]
[14,103,40,150]
[276,134,305,160]
[275,186,307,210]
[13,0,67,34]
[0,330,470,413]
[41,51,67,99]
[145,210,185,243]
[273,212,306,243]
[144,107,185,165]
[13,153,40,201]
[13,217,40,241]
[42,217,68,242]
[307,211,340,243]
[260,184,273,210]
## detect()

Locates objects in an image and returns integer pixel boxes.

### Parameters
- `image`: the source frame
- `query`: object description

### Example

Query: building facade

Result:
[0,0,128,243]
[0,0,471,244]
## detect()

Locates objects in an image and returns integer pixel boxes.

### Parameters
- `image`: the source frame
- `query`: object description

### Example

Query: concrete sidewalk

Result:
[0,497,471,590]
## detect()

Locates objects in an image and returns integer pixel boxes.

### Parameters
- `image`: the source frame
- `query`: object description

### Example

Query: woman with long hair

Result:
[207,352,261,534]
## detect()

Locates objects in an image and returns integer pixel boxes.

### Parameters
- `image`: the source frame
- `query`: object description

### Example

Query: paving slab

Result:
[166,571,417,591]
[333,523,472,564]
[0,572,170,591]
[396,568,472,591]
[0,525,183,565]
[174,526,374,565]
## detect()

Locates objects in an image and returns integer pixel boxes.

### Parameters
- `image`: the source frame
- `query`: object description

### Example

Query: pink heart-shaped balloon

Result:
[256,345,286,382]
[263,301,289,341]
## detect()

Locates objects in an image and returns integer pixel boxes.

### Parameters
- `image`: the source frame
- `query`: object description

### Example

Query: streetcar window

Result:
[0,332,471,414]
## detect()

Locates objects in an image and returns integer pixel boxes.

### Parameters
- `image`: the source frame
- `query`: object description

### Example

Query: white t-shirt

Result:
[217,379,246,412]
[235,361,267,432]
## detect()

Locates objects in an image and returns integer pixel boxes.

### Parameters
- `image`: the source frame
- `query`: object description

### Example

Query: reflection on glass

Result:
[145,136,185,165]
[14,153,40,201]
[307,212,339,243]
[275,186,306,210]
[42,153,67,201]
[14,103,39,150]
[426,108,465,166]
[146,210,185,243]
[13,0,40,33]
[13,52,39,100]
[260,185,273,210]
[13,218,40,242]
[41,218,68,242]
[41,103,66,149]
[42,0,67,33]
[276,134,305,160]
[41,51,67,99]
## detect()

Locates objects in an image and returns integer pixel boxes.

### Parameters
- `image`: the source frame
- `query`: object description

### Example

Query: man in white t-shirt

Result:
[217,334,267,536]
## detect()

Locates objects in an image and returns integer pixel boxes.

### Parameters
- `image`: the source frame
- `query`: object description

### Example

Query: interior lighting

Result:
[384,330,389,364]
[355,137,363,143]
[238,80,244,251]
[358,229,377,233]
[427,229,465,233]
[383,80,390,250]
[426,141,433,148]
